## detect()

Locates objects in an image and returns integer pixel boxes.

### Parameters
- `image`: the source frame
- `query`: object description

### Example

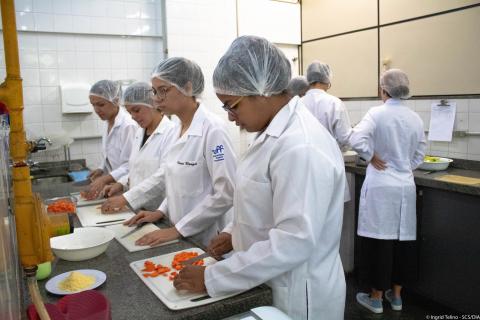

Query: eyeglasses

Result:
[152,85,173,100]
[221,97,244,116]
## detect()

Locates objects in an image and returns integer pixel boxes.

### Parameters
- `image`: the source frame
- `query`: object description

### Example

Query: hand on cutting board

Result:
[173,265,207,293]
[207,232,233,260]
[102,182,123,197]
[101,195,127,213]
[370,153,387,171]
[135,227,180,246]
[86,175,112,200]
[124,210,164,226]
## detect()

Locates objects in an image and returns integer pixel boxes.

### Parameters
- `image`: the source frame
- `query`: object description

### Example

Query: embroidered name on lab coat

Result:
[177,161,198,166]
[212,145,225,162]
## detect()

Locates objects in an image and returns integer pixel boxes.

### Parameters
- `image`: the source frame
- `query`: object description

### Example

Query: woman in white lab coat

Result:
[173,36,346,320]
[86,80,137,198]
[302,61,352,151]
[302,61,353,204]
[349,69,426,314]
[102,81,175,211]
[102,57,236,247]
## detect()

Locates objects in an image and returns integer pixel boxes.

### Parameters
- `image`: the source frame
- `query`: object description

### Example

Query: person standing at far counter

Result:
[351,69,426,314]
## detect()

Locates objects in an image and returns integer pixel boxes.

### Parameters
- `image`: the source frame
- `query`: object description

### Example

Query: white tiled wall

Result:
[1,0,165,168]
[344,98,480,161]
[9,0,162,36]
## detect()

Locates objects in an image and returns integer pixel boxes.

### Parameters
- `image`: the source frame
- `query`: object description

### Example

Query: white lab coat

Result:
[302,88,352,202]
[349,99,426,240]
[124,104,236,247]
[204,97,346,320]
[98,107,138,181]
[302,88,352,150]
[117,116,175,210]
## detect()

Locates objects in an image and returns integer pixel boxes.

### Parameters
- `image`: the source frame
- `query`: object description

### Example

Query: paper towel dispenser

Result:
[60,83,92,113]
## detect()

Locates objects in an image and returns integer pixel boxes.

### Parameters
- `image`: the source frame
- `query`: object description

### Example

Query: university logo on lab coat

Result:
[212,145,225,162]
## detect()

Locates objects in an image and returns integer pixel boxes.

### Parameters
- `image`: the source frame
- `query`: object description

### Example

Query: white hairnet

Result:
[213,35,291,97]
[123,82,154,108]
[306,61,332,85]
[287,76,309,97]
[151,57,204,97]
[89,80,122,104]
[380,68,411,99]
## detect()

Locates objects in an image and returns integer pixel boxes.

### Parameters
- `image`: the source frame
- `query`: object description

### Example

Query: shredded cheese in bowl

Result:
[58,271,95,292]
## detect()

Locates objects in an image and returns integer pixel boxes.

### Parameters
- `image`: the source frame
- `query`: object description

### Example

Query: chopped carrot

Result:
[171,251,206,271]
[141,252,205,279]
[141,260,171,278]
[47,199,76,213]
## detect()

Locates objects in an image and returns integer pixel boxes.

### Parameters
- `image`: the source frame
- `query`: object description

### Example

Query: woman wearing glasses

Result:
[101,81,175,211]
[173,36,346,320]
[102,57,236,247]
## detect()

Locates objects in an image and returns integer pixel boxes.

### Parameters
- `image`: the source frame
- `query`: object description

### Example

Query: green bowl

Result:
[36,261,52,280]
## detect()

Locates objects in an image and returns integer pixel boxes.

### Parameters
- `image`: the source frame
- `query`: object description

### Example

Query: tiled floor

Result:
[345,275,457,320]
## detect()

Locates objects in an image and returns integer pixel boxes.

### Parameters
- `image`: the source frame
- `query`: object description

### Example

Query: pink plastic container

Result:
[27,290,111,320]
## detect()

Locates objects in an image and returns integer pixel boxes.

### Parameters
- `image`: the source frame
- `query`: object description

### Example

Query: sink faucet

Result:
[30,137,52,153]
[36,137,52,145]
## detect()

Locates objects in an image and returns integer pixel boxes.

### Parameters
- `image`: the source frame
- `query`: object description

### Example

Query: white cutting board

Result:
[105,223,178,252]
[71,192,106,207]
[76,204,134,227]
[130,248,241,310]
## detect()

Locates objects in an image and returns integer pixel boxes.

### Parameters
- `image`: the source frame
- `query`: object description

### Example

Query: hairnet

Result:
[213,35,291,97]
[89,80,122,104]
[287,76,309,97]
[123,82,154,108]
[306,61,332,85]
[151,57,204,97]
[380,69,411,99]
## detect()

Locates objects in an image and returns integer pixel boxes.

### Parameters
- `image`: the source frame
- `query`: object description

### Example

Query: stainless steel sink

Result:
[31,175,73,185]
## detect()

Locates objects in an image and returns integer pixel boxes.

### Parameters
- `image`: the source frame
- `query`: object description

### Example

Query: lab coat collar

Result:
[253,96,299,144]
[185,103,207,137]
[384,98,403,106]
[111,107,129,130]
[140,116,172,148]
[305,88,326,96]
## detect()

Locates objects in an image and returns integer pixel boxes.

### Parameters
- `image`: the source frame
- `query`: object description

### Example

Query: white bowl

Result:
[50,227,115,261]
[418,157,453,171]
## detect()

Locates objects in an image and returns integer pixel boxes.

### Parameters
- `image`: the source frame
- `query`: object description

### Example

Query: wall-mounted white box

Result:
[60,83,92,113]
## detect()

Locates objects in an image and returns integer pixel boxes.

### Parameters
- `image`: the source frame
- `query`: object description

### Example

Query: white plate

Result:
[45,269,106,295]
[130,248,241,310]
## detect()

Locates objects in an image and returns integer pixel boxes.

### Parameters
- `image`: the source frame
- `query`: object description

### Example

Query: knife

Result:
[120,222,146,239]
[180,252,210,266]
[95,218,126,225]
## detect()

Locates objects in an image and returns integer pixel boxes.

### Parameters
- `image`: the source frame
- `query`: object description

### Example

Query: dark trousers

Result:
[358,236,418,291]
